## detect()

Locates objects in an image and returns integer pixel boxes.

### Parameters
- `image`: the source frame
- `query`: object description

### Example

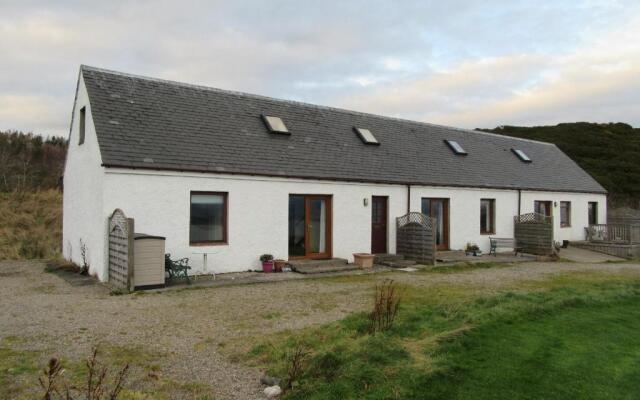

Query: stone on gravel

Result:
[264,385,282,398]
[260,375,280,386]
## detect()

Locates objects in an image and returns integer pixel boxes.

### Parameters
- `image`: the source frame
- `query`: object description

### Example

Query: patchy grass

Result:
[44,258,81,273]
[248,271,640,399]
[419,261,510,274]
[0,345,40,398]
[605,257,640,264]
[0,190,62,260]
[0,340,214,399]
[264,312,283,320]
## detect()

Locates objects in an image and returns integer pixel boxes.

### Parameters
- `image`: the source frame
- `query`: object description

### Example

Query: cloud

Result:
[0,1,639,136]
[0,94,69,135]
[337,10,640,128]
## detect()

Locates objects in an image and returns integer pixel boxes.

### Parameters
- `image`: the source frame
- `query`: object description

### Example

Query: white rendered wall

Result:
[520,191,607,243]
[102,170,407,277]
[99,169,607,279]
[62,73,107,279]
[409,186,520,253]
[409,186,607,252]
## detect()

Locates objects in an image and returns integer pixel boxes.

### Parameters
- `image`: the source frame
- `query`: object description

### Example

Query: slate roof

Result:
[80,65,606,194]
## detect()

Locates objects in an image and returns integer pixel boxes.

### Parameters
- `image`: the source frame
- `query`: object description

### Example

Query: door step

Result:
[380,259,416,268]
[289,258,353,274]
[374,253,405,264]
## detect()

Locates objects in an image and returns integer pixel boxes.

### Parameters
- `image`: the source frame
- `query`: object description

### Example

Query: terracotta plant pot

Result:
[274,259,286,272]
[353,253,375,269]
[262,261,274,273]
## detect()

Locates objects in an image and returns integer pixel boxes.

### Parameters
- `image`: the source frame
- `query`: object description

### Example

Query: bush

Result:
[283,342,309,390]
[38,348,129,399]
[369,279,401,334]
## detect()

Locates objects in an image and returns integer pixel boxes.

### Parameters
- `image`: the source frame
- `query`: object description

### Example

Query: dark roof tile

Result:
[81,65,606,193]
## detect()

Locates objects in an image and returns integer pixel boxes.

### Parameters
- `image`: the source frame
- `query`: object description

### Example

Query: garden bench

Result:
[489,237,522,256]
[164,253,191,284]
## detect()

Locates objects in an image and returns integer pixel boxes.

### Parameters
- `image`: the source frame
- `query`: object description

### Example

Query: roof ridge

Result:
[80,64,552,146]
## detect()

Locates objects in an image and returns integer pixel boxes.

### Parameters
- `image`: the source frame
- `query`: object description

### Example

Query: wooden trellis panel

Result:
[514,212,553,255]
[396,212,436,265]
[108,209,134,291]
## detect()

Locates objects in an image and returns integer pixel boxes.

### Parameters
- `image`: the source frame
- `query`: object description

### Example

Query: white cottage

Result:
[63,66,607,280]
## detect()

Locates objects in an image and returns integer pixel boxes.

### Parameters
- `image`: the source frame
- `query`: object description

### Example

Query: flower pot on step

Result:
[262,261,274,273]
[353,253,375,269]
[274,259,286,272]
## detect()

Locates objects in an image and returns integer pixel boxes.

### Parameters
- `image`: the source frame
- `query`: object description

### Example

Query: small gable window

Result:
[354,127,379,145]
[79,106,86,145]
[512,149,531,163]
[444,140,467,155]
[262,115,289,134]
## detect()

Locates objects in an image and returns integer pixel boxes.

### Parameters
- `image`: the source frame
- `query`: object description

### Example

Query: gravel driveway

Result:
[1,259,639,399]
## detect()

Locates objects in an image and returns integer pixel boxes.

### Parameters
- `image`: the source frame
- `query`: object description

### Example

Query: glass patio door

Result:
[288,195,332,259]
[421,198,450,250]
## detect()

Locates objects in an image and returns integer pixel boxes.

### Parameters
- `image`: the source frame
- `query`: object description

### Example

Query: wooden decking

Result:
[573,241,640,259]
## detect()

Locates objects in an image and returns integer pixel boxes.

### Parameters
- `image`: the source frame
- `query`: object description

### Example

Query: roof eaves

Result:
[101,162,608,195]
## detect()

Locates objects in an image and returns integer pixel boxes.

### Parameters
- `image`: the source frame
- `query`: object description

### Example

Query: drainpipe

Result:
[517,189,522,216]
[407,184,411,214]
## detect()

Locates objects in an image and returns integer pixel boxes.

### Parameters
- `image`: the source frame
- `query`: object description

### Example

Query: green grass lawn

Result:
[250,272,640,399]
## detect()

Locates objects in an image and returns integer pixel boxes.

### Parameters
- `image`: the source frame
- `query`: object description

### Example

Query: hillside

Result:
[0,190,62,259]
[479,122,640,207]
[0,131,66,260]
[0,130,67,192]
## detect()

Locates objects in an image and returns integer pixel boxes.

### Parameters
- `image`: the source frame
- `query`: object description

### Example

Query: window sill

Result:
[190,242,228,247]
[480,232,495,235]
[560,225,571,228]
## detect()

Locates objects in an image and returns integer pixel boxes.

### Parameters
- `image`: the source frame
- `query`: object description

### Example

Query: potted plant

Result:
[465,243,481,256]
[274,259,287,272]
[353,253,375,269]
[260,254,274,273]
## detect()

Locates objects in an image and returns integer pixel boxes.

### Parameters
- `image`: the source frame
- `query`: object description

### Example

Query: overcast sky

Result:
[1,0,639,137]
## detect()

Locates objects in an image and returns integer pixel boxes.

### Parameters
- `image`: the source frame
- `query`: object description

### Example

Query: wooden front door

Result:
[371,196,388,254]
[421,198,450,250]
[288,195,332,259]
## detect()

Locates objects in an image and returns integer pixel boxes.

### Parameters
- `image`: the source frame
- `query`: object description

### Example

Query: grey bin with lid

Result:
[133,233,166,290]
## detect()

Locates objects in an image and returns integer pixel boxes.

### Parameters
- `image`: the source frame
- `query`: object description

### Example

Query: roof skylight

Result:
[512,149,532,163]
[262,115,289,134]
[444,140,467,155]
[354,127,379,145]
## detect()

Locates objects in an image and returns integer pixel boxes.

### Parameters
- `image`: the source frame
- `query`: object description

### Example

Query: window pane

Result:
[355,128,379,144]
[288,196,305,256]
[79,107,86,145]
[309,199,327,253]
[480,199,494,233]
[190,193,225,242]
[535,201,551,217]
[588,202,598,225]
[421,198,430,216]
[263,115,289,133]
[560,202,571,227]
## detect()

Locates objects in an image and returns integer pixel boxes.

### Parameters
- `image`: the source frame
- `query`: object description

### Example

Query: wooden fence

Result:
[586,224,640,244]
[108,209,135,292]
[514,212,554,255]
[396,212,436,265]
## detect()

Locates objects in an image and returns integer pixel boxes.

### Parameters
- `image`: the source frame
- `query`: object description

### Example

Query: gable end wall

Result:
[62,72,107,280]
